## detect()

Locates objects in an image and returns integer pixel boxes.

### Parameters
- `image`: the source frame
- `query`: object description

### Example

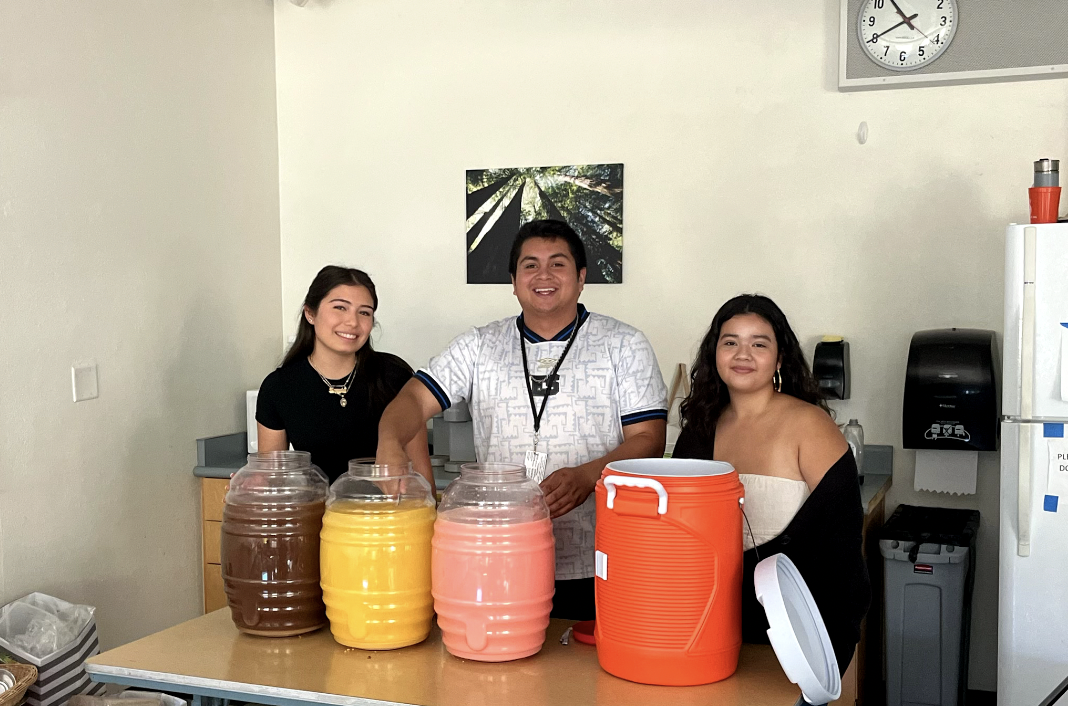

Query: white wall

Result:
[0,2,282,648]
[274,0,1068,690]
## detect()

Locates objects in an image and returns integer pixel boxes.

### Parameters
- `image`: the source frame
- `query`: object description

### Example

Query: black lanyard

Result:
[518,313,585,439]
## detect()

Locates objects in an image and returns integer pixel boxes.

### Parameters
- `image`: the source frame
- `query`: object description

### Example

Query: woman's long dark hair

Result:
[282,266,407,411]
[680,294,830,441]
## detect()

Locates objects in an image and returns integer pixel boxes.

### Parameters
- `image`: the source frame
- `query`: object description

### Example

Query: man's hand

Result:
[375,438,411,467]
[538,419,666,519]
[540,466,596,519]
[376,379,443,471]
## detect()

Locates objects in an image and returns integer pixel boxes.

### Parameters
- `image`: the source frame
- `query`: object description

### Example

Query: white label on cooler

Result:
[595,550,608,580]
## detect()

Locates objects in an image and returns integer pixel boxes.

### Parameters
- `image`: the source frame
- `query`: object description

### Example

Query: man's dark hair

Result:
[507,219,588,277]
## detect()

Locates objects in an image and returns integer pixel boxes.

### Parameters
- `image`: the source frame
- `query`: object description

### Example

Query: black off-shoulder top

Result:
[673,426,871,676]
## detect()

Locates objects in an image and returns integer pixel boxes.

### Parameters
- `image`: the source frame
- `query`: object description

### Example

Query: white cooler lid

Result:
[754,554,841,705]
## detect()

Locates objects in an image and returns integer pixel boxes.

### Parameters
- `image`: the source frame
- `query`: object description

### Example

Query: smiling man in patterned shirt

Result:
[377,219,668,620]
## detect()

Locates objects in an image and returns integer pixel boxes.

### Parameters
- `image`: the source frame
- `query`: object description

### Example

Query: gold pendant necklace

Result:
[310,358,357,408]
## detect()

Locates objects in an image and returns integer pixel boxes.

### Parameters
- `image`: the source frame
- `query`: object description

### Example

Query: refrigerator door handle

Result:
[1021,226,1036,420]
[1018,422,1032,557]
[1018,226,1036,558]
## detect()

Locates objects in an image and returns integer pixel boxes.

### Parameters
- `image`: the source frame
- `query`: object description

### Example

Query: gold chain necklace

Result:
[309,358,358,407]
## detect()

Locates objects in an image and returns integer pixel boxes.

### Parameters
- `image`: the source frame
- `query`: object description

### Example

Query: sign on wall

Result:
[465,164,624,284]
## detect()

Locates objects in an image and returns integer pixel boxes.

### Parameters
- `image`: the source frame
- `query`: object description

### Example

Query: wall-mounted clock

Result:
[840,0,1068,91]
[857,0,958,72]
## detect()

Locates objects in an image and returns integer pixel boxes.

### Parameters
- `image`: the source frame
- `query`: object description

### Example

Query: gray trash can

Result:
[879,505,979,706]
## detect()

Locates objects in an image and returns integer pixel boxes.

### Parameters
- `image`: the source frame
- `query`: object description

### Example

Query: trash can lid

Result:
[754,554,841,706]
[879,504,980,548]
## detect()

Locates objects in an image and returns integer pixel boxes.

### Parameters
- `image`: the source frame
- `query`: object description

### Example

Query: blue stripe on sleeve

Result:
[414,371,451,412]
[621,409,668,426]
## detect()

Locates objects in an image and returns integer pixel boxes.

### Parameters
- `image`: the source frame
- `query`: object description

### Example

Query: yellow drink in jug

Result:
[320,498,436,649]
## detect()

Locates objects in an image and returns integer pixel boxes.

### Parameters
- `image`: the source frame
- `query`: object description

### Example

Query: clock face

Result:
[858,0,958,72]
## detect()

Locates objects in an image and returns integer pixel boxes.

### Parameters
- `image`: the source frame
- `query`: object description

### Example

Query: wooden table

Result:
[86,610,804,706]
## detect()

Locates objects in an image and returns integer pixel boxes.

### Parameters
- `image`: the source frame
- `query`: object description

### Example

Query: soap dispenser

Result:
[813,336,850,400]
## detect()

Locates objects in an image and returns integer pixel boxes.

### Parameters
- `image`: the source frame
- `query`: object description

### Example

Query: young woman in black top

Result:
[673,294,869,676]
[256,266,432,485]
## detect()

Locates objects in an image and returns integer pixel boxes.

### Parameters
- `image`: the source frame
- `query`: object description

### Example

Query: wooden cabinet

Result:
[831,482,889,706]
[200,478,229,613]
[857,491,888,706]
[204,563,226,615]
[202,516,221,565]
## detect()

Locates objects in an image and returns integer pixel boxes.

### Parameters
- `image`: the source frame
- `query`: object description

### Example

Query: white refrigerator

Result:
[1000,223,1068,706]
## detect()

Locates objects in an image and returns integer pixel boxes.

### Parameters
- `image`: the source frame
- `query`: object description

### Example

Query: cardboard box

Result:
[0,593,107,706]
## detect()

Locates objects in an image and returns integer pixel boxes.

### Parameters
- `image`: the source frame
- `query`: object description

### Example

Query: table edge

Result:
[85,663,417,706]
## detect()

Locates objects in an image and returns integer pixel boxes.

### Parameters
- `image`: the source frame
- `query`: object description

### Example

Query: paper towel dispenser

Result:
[903,328,999,452]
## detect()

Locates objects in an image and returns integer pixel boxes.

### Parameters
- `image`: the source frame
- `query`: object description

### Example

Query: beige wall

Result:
[0,2,282,648]
[274,0,1068,689]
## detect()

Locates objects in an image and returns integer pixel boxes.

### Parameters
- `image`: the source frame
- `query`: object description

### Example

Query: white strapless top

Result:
[739,474,811,550]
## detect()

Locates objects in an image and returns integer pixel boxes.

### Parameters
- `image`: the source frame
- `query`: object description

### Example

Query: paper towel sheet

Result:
[914,450,978,495]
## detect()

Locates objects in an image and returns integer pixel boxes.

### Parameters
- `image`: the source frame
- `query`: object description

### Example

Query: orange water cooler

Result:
[594,458,745,686]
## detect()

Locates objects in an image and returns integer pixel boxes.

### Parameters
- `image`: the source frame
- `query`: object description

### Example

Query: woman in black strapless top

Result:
[673,294,869,677]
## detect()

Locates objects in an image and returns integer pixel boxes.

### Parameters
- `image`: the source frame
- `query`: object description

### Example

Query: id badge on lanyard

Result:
[524,433,549,483]
[519,314,584,484]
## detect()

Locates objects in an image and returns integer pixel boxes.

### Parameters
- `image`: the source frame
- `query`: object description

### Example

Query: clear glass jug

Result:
[220,451,328,636]
[320,461,435,649]
[433,463,555,661]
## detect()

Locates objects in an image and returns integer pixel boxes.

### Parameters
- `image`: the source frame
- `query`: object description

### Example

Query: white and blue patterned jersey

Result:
[415,305,668,580]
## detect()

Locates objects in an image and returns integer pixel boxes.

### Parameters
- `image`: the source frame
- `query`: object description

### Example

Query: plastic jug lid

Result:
[754,554,841,705]
[572,620,596,645]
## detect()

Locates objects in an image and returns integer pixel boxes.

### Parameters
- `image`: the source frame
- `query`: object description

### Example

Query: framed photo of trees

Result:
[465,164,624,284]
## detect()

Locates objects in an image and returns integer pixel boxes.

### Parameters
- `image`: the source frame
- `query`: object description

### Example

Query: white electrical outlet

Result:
[72,362,99,402]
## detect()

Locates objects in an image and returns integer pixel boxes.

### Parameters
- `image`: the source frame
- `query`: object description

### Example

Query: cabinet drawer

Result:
[203,520,221,565]
[204,563,227,614]
[201,478,229,522]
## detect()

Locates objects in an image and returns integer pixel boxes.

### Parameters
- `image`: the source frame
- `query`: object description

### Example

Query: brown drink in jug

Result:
[220,451,329,637]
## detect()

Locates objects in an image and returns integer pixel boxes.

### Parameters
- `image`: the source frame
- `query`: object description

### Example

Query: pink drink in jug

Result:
[432,464,555,662]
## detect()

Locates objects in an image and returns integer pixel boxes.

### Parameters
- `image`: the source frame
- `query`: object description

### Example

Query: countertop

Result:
[86,610,802,706]
[192,433,249,479]
[194,434,893,514]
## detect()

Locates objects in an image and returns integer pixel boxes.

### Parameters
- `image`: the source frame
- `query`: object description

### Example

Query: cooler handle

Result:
[603,475,668,515]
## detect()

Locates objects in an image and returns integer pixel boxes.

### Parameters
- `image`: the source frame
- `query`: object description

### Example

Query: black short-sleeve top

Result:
[256,352,413,482]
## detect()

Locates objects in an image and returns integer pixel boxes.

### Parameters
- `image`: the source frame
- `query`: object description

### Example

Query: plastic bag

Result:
[118,690,187,706]
[0,593,94,660]
[68,698,158,706]
[69,691,187,706]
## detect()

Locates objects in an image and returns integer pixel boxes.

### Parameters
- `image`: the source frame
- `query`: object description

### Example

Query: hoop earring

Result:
[773,369,782,393]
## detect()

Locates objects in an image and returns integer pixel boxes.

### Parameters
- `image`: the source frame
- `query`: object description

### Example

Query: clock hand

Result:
[894,1,933,39]
[867,13,919,42]
[888,0,919,31]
